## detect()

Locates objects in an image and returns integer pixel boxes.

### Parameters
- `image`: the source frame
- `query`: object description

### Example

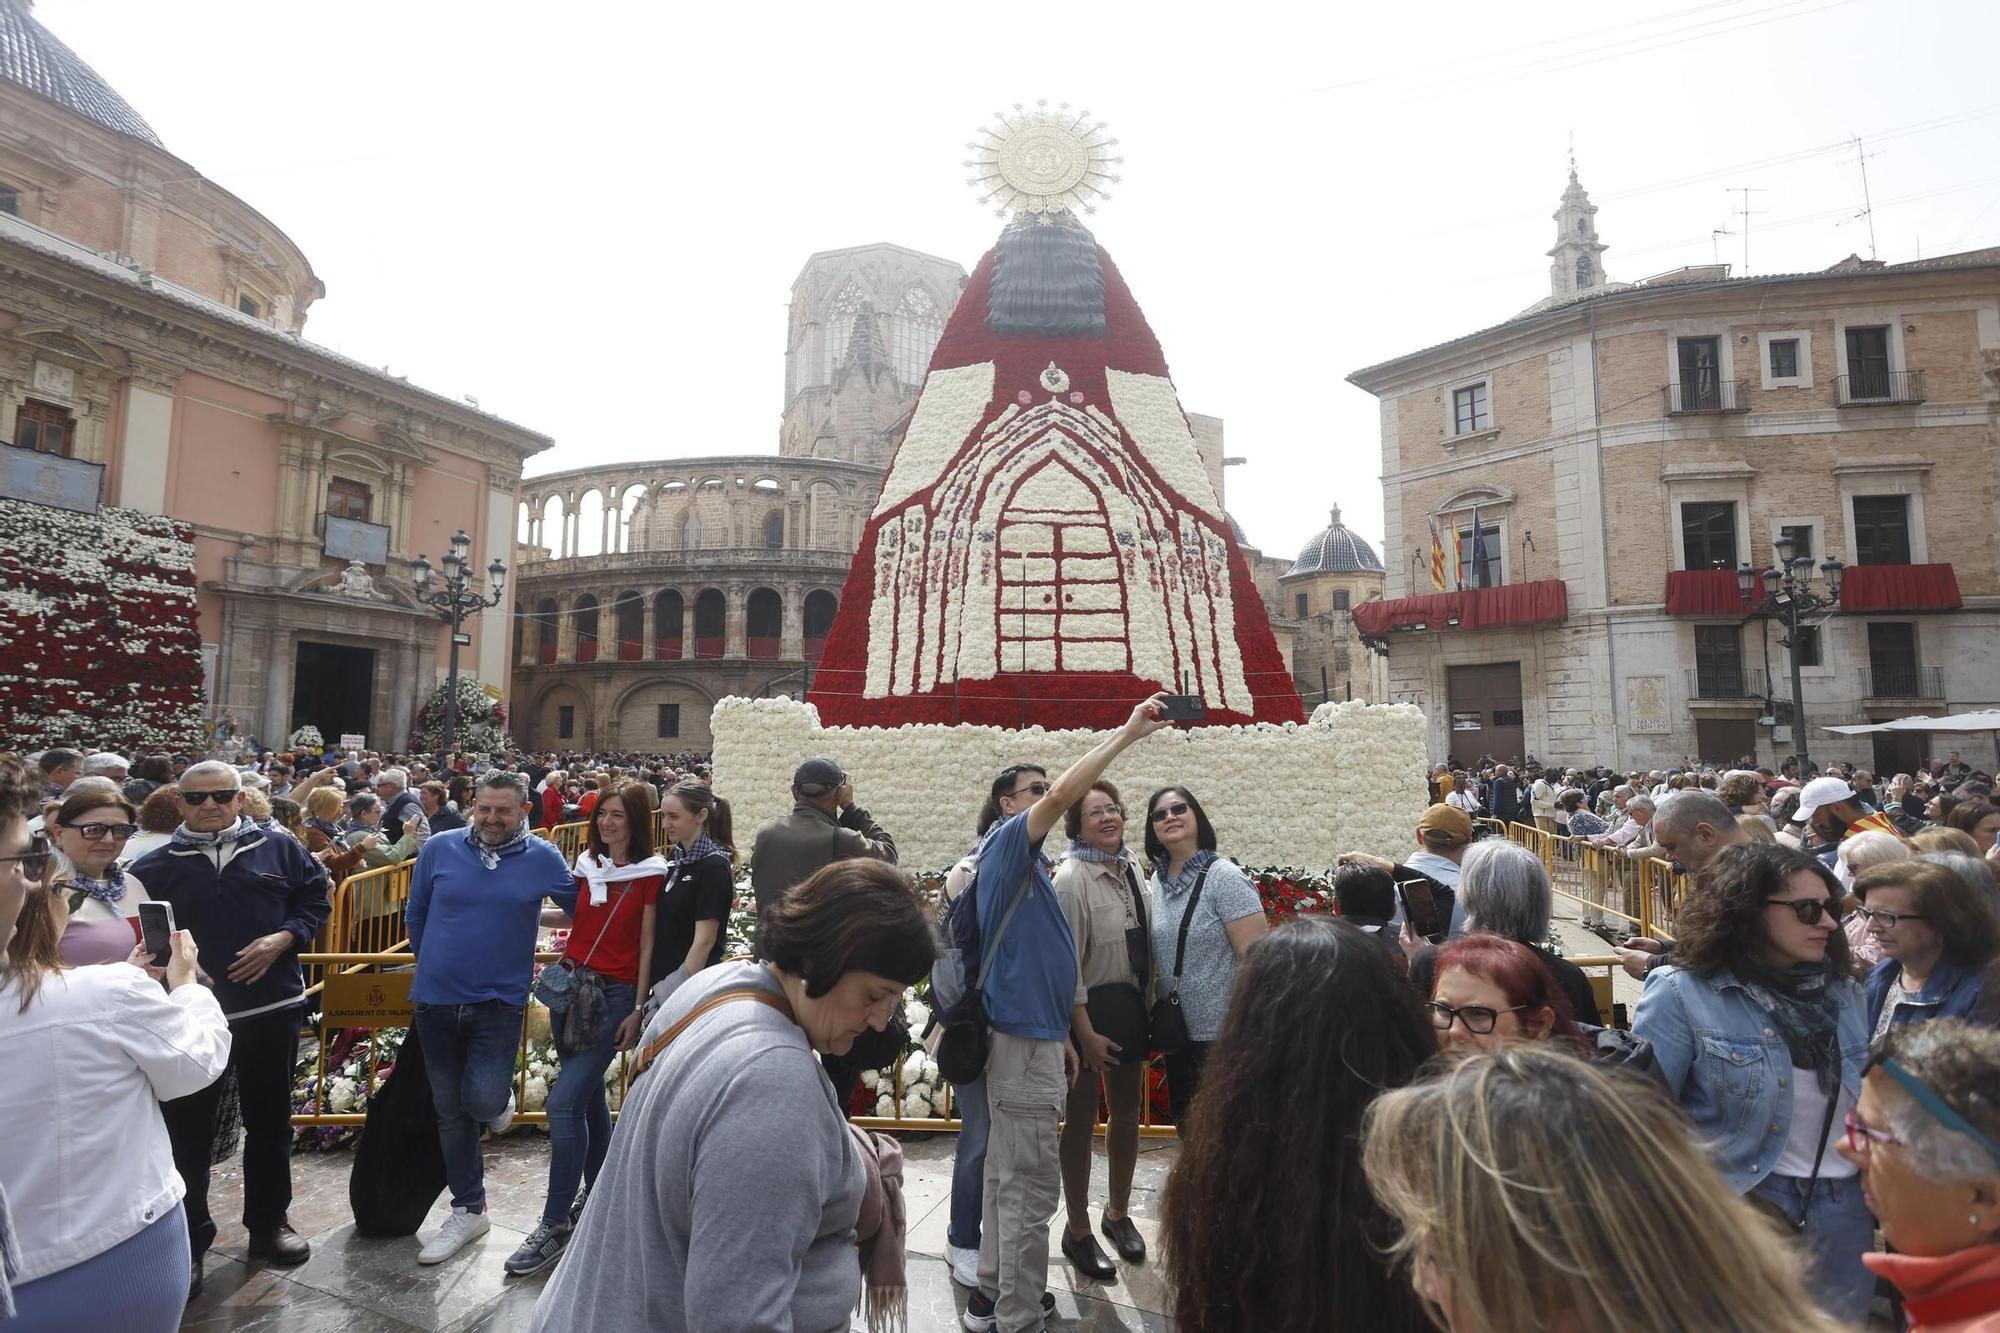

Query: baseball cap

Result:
[1417,803,1475,842]
[1794,776,1856,824]
[793,757,846,791]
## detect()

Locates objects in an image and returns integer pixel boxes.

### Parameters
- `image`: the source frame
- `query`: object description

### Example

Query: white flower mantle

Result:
[711,695,1430,869]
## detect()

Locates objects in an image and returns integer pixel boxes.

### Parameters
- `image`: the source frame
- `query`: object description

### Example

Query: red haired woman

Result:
[1425,934,1585,1053]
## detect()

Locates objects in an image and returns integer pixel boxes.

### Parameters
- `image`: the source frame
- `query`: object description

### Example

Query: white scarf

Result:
[573,850,670,905]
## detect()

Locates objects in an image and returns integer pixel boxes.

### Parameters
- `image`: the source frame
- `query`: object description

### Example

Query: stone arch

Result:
[803,588,838,662]
[533,597,559,663]
[746,586,783,660]
[611,589,644,659]
[653,588,685,659]
[614,483,648,554]
[530,679,594,749]
[693,587,726,658]
[761,506,785,549]
[611,674,720,753]
[539,494,566,556]
[575,488,606,558]
[805,479,843,550]
[516,500,532,546]
[572,593,600,662]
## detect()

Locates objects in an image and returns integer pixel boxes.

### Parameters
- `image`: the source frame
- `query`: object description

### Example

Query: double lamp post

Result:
[1736,531,1844,777]
[410,530,506,761]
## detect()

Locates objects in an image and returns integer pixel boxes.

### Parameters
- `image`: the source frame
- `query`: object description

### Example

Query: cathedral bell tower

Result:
[1547,166,1608,301]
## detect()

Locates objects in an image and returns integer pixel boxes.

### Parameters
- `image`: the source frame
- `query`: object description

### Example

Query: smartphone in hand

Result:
[137,900,176,967]
[1161,694,1206,722]
[1395,877,1445,942]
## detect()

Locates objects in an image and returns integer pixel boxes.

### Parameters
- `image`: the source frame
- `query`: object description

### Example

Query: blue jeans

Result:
[414,1000,524,1213]
[948,1074,990,1251]
[542,980,635,1226]
[1751,1173,1876,1324]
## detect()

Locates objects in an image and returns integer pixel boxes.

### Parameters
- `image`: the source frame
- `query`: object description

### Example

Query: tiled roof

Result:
[0,0,162,148]
[1286,506,1384,576]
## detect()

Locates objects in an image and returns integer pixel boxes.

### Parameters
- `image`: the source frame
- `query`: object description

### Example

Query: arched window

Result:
[803,590,838,664]
[1576,255,1593,289]
[682,513,702,549]
[747,588,783,660]
[892,286,942,383]
[654,589,684,659]
[824,282,864,380]
[763,508,785,549]
[572,595,600,663]
[535,598,559,664]
[693,589,727,659]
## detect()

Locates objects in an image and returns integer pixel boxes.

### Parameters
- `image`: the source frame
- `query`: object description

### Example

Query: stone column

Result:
[274,432,309,566]
[725,581,747,659]
[389,461,415,563]
[557,594,576,663]
[680,591,694,648]
[781,580,804,659]
[641,591,657,660]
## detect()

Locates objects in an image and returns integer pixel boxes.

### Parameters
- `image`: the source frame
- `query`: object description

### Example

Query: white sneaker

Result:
[417,1207,491,1265]
[486,1092,516,1136]
[946,1242,980,1289]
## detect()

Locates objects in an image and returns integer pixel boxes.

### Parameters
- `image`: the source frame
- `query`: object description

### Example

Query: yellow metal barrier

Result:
[1493,820,1684,943]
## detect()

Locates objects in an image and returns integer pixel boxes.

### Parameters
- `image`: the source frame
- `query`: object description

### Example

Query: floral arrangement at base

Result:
[409,677,511,754]
[711,696,1429,871]
[0,497,205,753]
[289,724,325,751]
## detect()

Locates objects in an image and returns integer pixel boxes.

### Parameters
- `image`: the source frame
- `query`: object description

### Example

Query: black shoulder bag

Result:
[1084,865,1153,1062]
[1147,867,1211,1056]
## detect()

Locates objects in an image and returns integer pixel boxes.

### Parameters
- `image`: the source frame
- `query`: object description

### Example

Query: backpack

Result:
[928,856,981,1023]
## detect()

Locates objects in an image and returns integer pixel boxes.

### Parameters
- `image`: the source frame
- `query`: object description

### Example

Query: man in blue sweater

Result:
[964,694,1170,1333]
[405,771,576,1266]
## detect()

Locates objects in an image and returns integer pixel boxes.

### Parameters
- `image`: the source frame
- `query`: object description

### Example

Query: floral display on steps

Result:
[0,497,205,753]
[408,676,511,754]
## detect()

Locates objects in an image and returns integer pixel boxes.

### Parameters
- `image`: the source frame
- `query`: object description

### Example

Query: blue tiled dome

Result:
[1287,505,1383,575]
[0,1,162,148]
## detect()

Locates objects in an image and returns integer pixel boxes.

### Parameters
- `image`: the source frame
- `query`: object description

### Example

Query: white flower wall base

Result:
[711,696,1430,868]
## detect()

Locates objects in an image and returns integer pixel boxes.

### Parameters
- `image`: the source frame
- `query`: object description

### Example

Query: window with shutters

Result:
[13,398,74,456]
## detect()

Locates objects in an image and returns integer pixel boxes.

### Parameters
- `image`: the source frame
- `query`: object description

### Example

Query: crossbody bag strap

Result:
[631,986,794,1080]
[1123,864,1150,936]
[569,877,627,971]
[1168,867,1213,991]
[1790,1053,1844,1228]
[973,868,1031,993]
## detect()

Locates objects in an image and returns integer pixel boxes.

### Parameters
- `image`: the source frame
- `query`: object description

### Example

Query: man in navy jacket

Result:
[133,760,331,1285]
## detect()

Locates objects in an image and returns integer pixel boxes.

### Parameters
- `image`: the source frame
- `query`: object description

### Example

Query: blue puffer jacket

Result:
[131,827,331,1018]
[1865,956,1984,1034]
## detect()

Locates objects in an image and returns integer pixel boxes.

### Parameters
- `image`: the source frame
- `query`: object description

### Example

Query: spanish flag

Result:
[1429,516,1448,591]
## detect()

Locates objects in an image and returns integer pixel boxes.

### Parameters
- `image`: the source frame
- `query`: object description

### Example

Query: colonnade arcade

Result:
[513,583,840,667]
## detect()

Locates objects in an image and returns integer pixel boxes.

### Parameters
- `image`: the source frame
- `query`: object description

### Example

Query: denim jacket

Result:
[1633,963,1868,1193]
[1865,957,1984,1033]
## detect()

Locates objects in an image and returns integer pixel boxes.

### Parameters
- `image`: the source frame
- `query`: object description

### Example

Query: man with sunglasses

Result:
[132,759,331,1290]
[961,695,1172,1333]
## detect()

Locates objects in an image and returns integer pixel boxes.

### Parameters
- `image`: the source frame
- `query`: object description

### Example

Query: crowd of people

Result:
[4,717,2000,1332]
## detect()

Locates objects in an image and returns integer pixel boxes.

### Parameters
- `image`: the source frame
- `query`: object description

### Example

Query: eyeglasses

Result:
[1428,1001,1527,1035]
[1084,805,1125,820]
[1855,906,1926,929]
[1150,802,1192,824]
[179,789,241,806]
[1843,1109,1903,1156]
[1767,897,1836,926]
[61,821,138,842]
[0,834,52,881]
[1011,782,1051,799]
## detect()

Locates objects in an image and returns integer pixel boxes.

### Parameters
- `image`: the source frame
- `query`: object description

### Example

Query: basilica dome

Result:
[1287,505,1383,576]
[0,0,162,147]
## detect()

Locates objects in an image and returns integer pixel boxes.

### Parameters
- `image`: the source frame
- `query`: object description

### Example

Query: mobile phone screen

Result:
[138,900,175,966]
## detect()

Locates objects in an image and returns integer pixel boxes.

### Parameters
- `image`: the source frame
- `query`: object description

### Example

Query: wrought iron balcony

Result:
[1865,664,1943,700]
[1686,665,1767,701]
[1664,379,1750,415]
[1837,369,1925,406]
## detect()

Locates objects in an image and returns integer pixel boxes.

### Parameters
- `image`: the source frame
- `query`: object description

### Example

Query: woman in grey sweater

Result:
[530,859,934,1333]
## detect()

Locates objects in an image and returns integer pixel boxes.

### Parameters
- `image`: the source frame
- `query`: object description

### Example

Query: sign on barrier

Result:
[323,969,414,1027]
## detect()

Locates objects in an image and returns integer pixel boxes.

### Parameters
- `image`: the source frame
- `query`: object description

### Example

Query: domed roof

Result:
[1287,505,1383,576]
[1226,512,1248,546]
[0,1,162,148]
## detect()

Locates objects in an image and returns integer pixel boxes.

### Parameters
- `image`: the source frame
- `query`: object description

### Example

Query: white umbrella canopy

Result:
[1822,709,2000,735]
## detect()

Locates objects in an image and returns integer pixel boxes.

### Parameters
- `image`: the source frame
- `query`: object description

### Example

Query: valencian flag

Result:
[1450,514,1466,590]
[1428,515,1447,590]
[1469,505,1490,589]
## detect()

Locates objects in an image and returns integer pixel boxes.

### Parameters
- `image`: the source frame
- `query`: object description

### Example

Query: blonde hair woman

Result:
[1361,1046,1849,1333]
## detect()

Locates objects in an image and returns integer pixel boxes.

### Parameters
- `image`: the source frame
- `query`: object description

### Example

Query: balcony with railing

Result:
[1686,665,1768,702]
[1838,369,1925,406]
[1663,378,1750,415]
[1864,664,1943,700]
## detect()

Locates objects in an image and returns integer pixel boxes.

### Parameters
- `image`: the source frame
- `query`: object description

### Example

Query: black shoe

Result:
[1100,1214,1146,1263]
[188,1256,203,1303]
[963,1289,1057,1331]
[1061,1227,1118,1282]
[246,1224,311,1266]
[568,1183,589,1226]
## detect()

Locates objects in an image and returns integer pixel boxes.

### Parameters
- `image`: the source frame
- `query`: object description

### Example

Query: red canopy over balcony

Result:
[1351,579,1569,637]
[1664,569,1749,616]
[1838,563,1963,612]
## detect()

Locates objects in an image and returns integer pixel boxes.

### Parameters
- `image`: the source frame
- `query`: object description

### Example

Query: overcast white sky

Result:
[46,0,2000,564]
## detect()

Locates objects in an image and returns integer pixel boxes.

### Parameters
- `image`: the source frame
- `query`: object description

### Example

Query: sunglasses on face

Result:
[1011,782,1051,799]
[1768,896,1836,926]
[0,834,52,881]
[61,821,138,842]
[1150,801,1192,824]
[179,789,240,806]
[1428,1001,1527,1035]
[1856,906,1926,929]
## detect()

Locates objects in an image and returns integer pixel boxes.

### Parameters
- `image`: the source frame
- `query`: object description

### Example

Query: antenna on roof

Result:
[1711,224,1735,267]
[1846,135,1881,260]
[1726,186,1766,275]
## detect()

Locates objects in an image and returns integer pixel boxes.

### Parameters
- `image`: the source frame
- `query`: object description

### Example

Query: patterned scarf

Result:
[305,817,344,841]
[1159,848,1218,895]
[1736,958,1844,1093]
[467,820,532,871]
[1064,839,1130,865]
[669,833,730,872]
[170,814,258,851]
[60,863,127,906]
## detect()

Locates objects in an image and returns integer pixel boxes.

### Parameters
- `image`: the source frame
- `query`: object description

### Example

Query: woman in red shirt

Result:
[506,782,665,1277]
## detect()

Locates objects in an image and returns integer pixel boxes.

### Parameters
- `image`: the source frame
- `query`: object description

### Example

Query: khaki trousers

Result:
[1534,815,1558,834]
[976,1032,1067,1332]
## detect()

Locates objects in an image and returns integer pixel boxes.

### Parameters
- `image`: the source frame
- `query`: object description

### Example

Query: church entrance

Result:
[995,460,1130,676]
[292,641,376,746]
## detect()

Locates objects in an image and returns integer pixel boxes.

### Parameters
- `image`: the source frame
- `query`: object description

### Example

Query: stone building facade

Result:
[1275,506,1389,708]
[1348,170,2000,773]
[0,0,547,751]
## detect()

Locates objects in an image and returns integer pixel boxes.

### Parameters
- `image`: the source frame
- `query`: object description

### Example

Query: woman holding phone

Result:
[0,752,230,1330]
[1145,786,1268,1125]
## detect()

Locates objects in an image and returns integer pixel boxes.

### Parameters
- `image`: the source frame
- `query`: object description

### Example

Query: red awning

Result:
[1664,568,1749,616]
[1839,563,1963,612]
[1352,579,1569,636]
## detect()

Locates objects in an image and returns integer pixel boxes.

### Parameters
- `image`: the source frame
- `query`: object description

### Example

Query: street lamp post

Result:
[1737,534,1843,778]
[410,529,507,762]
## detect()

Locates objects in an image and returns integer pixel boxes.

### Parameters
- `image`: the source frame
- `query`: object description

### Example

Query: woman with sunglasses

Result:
[1144,786,1268,1126]
[47,786,154,966]
[1854,860,1998,1041]
[1839,1018,2000,1332]
[1632,842,1874,1323]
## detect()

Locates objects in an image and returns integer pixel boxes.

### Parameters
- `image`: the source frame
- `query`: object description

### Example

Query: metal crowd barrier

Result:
[1483,818,1686,942]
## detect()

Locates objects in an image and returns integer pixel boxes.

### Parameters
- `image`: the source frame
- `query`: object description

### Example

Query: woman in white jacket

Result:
[0,752,231,1330]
